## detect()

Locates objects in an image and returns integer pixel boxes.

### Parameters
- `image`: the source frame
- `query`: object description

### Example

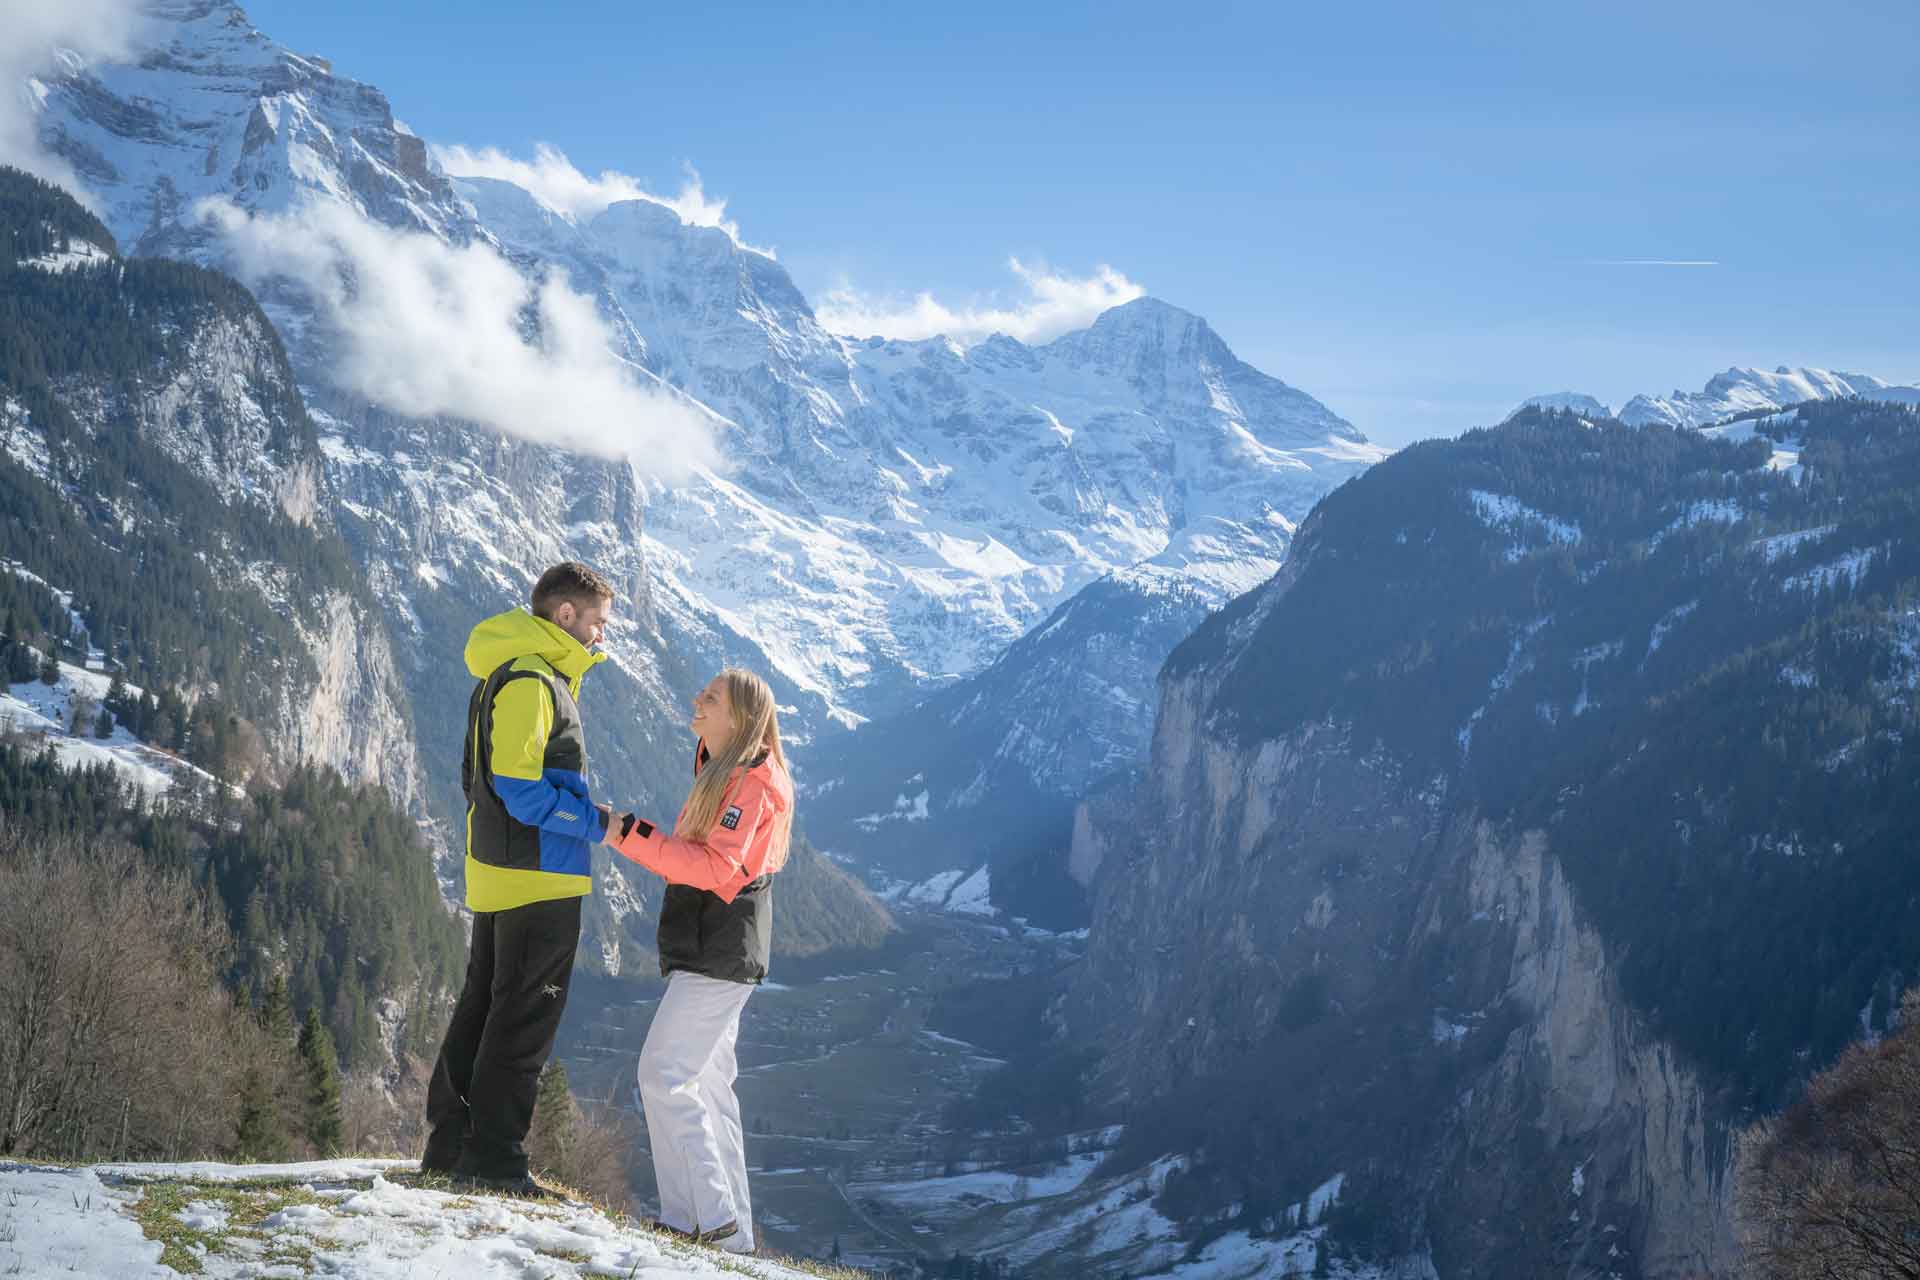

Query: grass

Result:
[128,1178,334,1273]
[107,1163,880,1279]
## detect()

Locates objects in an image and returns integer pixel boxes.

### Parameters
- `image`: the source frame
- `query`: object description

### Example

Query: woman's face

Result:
[690,676,737,746]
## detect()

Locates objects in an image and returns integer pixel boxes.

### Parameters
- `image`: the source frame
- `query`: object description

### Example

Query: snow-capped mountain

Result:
[1507,391,1612,420]
[1619,365,1920,428]
[30,0,1382,738]
[465,172,1384,720]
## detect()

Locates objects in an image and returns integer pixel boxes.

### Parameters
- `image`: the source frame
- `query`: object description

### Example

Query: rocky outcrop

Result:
[288,589,423,812]
[1065,636,1738,1277]
[1430,826,1735,1278]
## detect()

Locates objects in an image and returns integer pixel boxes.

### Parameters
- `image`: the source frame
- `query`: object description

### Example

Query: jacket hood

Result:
[465,608,607,687]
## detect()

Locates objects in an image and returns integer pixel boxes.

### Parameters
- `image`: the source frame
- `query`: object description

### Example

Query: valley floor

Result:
[562,911,1374,1279]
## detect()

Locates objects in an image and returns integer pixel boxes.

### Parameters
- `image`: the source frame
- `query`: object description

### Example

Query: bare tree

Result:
[1739,988,1920,1278]
[0,823,245,1161]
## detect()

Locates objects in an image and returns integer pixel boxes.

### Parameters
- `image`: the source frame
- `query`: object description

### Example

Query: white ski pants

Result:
[637,970,756,1250]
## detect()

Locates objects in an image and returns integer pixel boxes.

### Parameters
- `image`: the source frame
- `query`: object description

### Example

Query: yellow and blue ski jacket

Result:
[460,608,608,913]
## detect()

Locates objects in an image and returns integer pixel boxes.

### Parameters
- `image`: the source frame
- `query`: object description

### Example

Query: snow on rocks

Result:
[1508,392,1612,421]
[1,655,205,798]
[1468,490,1582,560]
[1621,366,1920,430]
[0,1159,834,1279]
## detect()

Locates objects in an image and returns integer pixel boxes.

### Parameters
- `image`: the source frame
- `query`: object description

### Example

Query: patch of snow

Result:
[1782,547,1878,594]
[1754,525,1837,563]
[1469,490,1581,561]
[1509,392,1612,421]
[1642,600,1698,666]
[3,1159,825,1276]
[19,237,114,273]
[852,788,931,830]
[1458,616,1551,755]
[944,864,994,916]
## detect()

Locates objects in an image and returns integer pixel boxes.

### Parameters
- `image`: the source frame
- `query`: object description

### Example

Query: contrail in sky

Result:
[1583,259,1720,266]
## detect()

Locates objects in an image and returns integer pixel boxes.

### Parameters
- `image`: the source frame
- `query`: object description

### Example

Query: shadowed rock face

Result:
[1058,403,1920,1276]
[1065,612,1736,1277]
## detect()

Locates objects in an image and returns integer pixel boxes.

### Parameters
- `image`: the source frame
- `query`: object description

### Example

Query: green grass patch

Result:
[128,1178,336,1273]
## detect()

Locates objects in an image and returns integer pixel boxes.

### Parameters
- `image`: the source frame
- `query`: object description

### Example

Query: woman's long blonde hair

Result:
[682,667,791,872]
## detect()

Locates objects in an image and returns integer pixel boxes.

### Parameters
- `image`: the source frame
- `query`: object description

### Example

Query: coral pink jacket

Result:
[612,744,792,904]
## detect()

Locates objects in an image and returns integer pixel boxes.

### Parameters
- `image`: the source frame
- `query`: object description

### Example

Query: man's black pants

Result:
[424,894,581,1179]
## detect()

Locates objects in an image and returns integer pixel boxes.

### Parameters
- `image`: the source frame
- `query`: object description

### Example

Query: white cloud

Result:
[197,198,720,481]
[0,0,144,202]
[814,258,1146,346]
[433,142,774,257]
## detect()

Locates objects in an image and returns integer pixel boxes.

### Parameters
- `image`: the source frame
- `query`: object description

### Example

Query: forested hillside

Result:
[0,167,457,1101]
[0,743,461,1069]
[0,165,377,782]
[1171,400,1920,1104]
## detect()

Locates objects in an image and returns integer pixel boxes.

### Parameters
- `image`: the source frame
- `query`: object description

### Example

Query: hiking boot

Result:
[419,1127,466,1177]
[643,1217,737,1245]
[450,1171,555,1199]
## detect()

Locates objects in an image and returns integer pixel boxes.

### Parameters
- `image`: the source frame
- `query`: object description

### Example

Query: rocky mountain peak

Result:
[1620,364,1920,429]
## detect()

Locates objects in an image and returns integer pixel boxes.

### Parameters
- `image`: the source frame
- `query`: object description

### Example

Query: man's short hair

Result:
[531,561,616,620]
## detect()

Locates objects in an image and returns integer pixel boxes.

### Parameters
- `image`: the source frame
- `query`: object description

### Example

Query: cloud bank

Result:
[198,198,719,480]
[0,0,142,201]
[814,258,1146,347]
[433,143,774,258]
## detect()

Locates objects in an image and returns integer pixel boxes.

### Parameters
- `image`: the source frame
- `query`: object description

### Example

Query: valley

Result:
[560,906,1090,1274]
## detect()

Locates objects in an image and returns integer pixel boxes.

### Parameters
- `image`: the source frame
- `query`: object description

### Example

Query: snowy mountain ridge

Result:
[1618,365,1920,429]
[30,0,1383,731]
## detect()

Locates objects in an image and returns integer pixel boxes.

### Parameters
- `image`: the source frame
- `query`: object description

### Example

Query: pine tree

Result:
[232,1060,290,1162]
[38,650,57,685]
[297,1006,344,1157]
[93,705,113,739]
[528,1061,577,1181]
[259,975,296,1049]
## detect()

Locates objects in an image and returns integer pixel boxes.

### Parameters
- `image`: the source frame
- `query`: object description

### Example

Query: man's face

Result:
[552,597,612,651]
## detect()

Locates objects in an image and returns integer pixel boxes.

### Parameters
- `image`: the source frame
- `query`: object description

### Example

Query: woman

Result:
[604,667,793,1253]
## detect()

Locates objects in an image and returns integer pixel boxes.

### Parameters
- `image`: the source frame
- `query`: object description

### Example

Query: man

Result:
[423,561,615,1192]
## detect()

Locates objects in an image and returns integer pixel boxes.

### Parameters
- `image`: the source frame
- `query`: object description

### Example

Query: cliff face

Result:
[1060,403,1920,1276]
[1433,826,1735,1278]
[1069,636,1737,1277]
[288,588,422,812]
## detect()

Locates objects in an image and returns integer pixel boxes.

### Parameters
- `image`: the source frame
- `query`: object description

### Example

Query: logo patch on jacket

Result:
[719,805,743,831]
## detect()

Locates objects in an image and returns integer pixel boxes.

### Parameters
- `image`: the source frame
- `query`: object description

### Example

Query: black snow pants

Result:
[423,894,581,1179]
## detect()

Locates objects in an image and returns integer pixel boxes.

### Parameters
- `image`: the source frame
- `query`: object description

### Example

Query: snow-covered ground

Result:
[867,863,1002,920]
[0,1159,838,1279]
[0,654,208,796]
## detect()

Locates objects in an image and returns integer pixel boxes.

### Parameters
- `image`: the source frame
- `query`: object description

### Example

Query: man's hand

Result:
[596,802,615,844]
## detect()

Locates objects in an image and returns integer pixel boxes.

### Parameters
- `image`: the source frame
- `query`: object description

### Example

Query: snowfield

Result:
[1,658,212,798]
[0,1159,836,1279]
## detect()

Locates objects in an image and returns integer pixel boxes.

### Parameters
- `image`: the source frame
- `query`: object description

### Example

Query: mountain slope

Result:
[32,4,1381,732]
[0,163,417,797]
[24,1,1383,935]
[1060,400,1920,1276]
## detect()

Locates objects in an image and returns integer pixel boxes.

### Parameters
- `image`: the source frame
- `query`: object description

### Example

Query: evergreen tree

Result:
[297,1006,344,1157]
[93,705,113,739]
[528,1061,576,1180]
[259,975,296,1049]
[232,1060,290,1162]
[37,650,57,685]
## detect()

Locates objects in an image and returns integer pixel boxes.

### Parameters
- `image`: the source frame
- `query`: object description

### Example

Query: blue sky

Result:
[245,0,1917,448]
